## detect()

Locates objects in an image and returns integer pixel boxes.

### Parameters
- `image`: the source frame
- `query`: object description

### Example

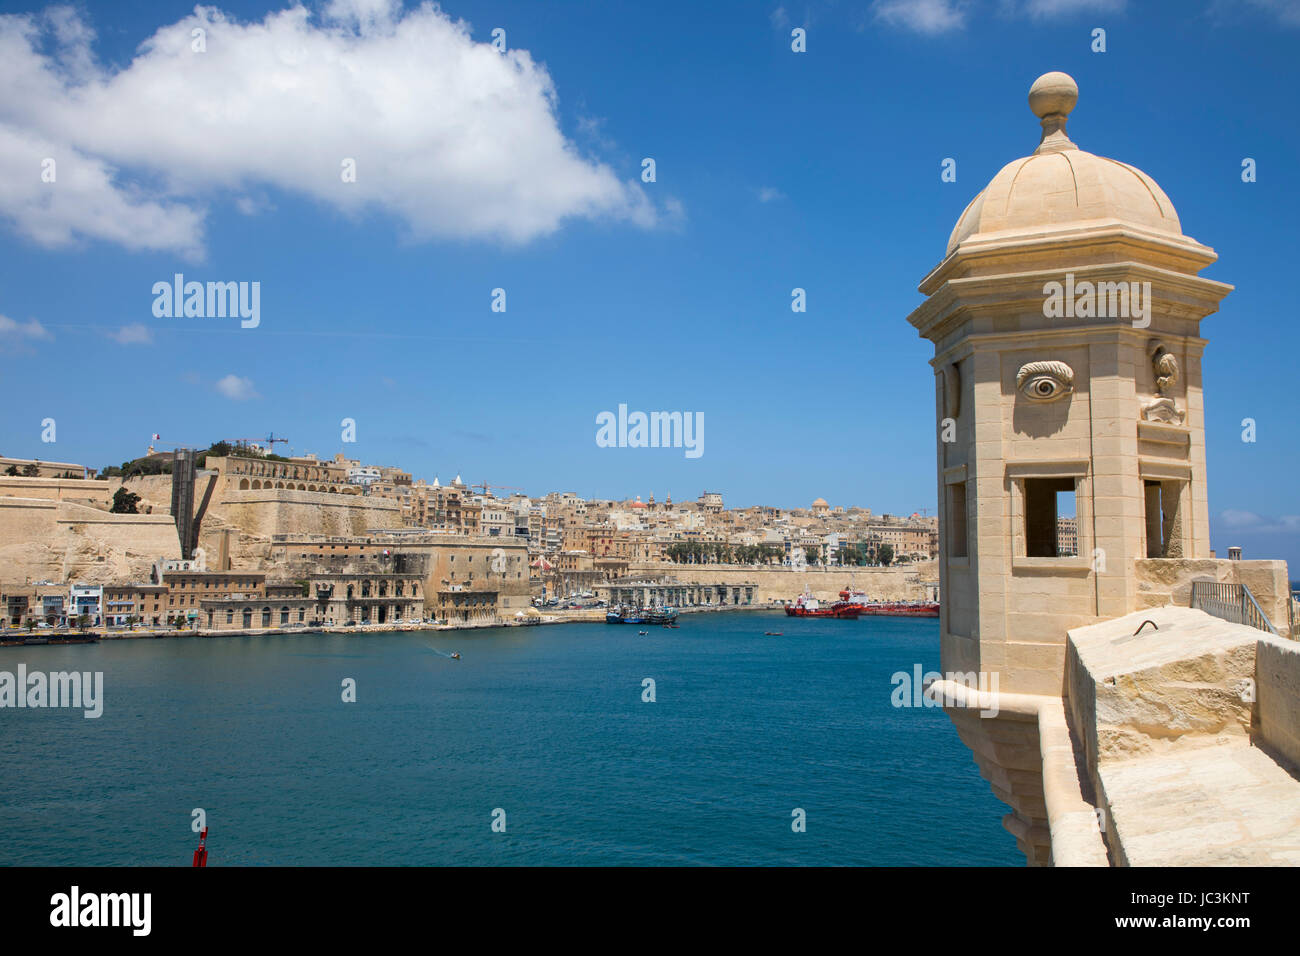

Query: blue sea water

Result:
[0,612,1020,866]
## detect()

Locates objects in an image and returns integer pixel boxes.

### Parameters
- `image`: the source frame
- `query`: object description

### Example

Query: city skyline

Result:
[0,0,1296,568]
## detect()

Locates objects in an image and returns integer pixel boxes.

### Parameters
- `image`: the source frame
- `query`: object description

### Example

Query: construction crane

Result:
[225,433,289,453]
[471,481,523,497]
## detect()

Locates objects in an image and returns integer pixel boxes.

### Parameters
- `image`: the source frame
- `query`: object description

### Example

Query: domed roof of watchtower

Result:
[946,72,1183,255]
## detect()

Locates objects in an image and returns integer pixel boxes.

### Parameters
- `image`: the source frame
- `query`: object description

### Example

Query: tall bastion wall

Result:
[125,475,403,570]
[0,476,181,583]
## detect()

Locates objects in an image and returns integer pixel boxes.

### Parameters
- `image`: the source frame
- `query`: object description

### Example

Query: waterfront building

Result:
[433,585,500,624]
[307,573,423,625]
[268,532,530,619]
[1,582,68,626]
[103,584,168,626]
[598,576,757,608]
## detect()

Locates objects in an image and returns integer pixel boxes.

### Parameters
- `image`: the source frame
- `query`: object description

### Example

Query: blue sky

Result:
[0,0,1297,566]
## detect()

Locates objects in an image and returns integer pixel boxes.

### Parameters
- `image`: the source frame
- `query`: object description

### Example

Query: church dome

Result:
[946,72,1182,255]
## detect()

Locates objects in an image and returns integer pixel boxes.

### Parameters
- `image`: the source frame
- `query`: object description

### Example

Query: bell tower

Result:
[907,72,1232,695]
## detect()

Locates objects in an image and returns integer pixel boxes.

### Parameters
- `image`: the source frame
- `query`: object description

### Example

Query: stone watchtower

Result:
[907,72,1232,695]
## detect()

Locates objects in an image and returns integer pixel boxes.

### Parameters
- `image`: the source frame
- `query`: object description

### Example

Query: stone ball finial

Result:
[1028,71,1078,118]
[1029,72,1078,154]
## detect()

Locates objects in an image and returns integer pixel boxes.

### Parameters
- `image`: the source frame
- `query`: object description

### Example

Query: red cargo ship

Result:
[783,591,862,619]
[838,587,939,618]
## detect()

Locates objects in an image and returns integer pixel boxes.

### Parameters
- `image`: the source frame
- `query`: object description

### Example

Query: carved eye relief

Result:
[1016,360,1074,403]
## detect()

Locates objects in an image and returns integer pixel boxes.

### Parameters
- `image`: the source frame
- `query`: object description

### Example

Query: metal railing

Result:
[1190,581,1278,636]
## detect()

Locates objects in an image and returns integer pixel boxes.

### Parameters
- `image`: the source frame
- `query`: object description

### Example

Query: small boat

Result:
[765,631,782,636]
[637,630,648,636]
[450,652,461,660]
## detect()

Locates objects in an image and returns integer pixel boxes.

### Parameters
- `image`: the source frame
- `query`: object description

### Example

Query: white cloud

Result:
[0,2,659,256]
[872,0,968,33]
[0,313,52,346]
[758,187,786,202]
[875,0,1129,32]
[770,6,792,29]
[1218,509,1300,532]
[1232,0,1300,26]
[215,374,259,401]
[1017,0,1125,16]
[108,323,153,345]
[234,195,274,217]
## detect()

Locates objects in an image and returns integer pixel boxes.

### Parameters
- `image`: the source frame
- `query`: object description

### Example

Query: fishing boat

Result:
[606,605,678,625]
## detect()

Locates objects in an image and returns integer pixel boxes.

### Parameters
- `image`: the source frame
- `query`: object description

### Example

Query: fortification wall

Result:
[0,475,114,510]
[200,489,402,568]
[624,561,937,603]
[122,475,404,569]
[0,497,180,583]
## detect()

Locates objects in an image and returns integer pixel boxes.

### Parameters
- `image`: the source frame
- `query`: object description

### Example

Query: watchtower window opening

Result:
[1144,479,1185,558]
[948,481,968,558]
[1025,478,1076,558]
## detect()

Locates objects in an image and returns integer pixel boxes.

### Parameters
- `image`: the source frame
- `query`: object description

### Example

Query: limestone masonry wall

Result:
[624,561,936,603]
[0,497,180,583]
[1257,635,1300,771]
[0,475,113,509]
[122,475,404,570]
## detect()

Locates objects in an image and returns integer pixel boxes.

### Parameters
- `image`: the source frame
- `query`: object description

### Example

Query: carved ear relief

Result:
[943,363,961,419]
[1016,360,1074,402]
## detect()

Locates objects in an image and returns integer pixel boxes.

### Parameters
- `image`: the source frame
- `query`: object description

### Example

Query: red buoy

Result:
[192,826,208,867]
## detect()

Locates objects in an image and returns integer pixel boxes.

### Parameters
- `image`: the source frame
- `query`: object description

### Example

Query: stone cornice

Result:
[908,260,1232,343]
[920,221,1221,293]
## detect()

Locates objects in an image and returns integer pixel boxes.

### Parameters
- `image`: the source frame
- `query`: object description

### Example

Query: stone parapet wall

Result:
[1135,557,1292,638]
[927,680,1108,866]
[0,476,113,509]
[1066,607,1300,866]
[1256,634,1300,772]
